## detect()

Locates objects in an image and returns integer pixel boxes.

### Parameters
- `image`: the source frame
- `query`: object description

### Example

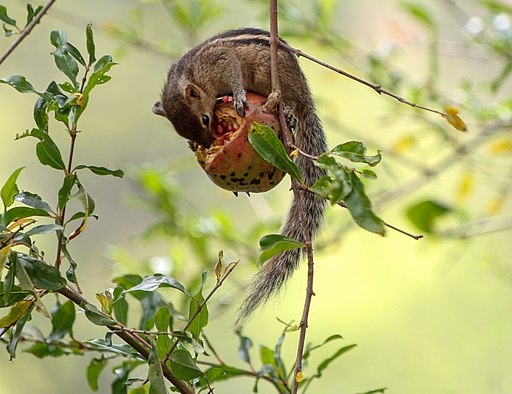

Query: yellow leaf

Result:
[444,106,467,132]
[295,370,304,383]
[487,196,504,215]
[391,135,415,154]
[487,137,512,155]
[214,251,223,281]
[0,300,33,328]
[456,172,474,202]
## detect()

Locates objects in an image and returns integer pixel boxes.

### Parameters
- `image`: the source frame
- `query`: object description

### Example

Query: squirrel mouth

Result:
[210,96,242,146]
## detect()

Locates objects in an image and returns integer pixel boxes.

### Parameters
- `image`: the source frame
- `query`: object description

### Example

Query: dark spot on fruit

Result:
[243,172,249,177]
[250,178,261,185]
[230,172,236,177]
[259,172,264,177]
[220,174,226,180]
[237,153,242,159]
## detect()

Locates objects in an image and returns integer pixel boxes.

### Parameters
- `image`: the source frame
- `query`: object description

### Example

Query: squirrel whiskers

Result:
[153,28,327,326]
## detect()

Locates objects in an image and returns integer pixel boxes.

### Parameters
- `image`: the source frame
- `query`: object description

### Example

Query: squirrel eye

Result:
[201,115,210,126]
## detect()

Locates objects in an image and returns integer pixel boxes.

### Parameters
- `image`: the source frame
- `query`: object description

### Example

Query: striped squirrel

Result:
[153,27,327,325]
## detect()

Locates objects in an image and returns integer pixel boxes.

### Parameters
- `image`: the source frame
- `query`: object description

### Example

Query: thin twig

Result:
[0,0,58,66]
[162,260,238,365]
[268,1,315,392]
[280,42,449,120]
[58,286,193,394]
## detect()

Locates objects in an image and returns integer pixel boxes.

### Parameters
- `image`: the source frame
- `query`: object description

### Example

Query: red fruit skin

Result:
[193,92,285,193]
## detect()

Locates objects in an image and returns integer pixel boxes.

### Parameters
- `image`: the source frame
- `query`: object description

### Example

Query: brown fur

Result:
[153,28,327,326]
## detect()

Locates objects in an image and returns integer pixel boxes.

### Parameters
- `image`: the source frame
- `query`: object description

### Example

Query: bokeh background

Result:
[0,0,511,393]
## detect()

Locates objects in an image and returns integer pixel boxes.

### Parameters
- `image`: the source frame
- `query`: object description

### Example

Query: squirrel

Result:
[153,27,327,325]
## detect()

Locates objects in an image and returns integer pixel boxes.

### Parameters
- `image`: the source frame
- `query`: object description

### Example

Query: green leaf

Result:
[310,154,352,204]
[87,357,108,391]
[26,4,43,26]
[344,172,385,235]
[406,200,451,233]
[330,141,382,167]
[58,174,77,210]
[49,300,75,340]
[123,274,191,297]
[248,123,302,181]
[257,234,304,265]
[6,307,32,360]
[0,75,36,93]
[82,303,117,326]
[169,349,204,380]
[17,254,67,291]
[3,207,51,226]
[148,341,167,394]
[188,271,208,340]
[85,339,141,358]
[20,128,66,170]
[0,5,17,26]
[50,30,79,87]
[112,287,129,325]
[74,165,124,178]
[14,191,53,213]
[237,331,253,365]
[63,42,86,67]
[34,97,49,130]
[86,24,96,65]
[314,344,357,378]
[24,342,72,358]
[356,388,388,394]
[3,254,16,304]
[1,167,24,209]
[24,224,63,237]
[303,334,344,361]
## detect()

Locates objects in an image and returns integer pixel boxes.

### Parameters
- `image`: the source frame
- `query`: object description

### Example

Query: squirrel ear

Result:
[184,83,203,102]
[152,101,166,117]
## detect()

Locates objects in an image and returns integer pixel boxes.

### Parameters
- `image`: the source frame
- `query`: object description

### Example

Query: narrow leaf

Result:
[123,274,191,297]
[0,5,17,26]
[17,254,67,291]
[257,234,304,265]
[87,357,107,391]
[82,303,117,326]
[86,24,96,65]
[15,191,53,213]
[148,342,167,394]
[1,167,24,208]
[248,123,302,181]
[330,141,382,167]
[49,300,75,340]
[169,349,204,380]
[0,75,37,93]
[74,165,124,178]
[344,172,385,235]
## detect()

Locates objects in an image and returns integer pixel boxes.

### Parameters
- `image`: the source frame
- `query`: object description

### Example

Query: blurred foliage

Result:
[0,0,511,393]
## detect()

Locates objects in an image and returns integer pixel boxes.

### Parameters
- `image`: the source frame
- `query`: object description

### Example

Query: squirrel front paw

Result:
[233,91,247,117]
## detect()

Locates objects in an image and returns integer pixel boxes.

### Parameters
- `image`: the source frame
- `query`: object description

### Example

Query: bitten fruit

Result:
[192,92,285,193]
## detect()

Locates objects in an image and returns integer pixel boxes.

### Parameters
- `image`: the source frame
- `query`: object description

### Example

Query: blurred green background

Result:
[0,0,511,393]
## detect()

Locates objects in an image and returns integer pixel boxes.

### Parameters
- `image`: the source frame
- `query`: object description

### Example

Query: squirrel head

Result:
[153,82,216,147]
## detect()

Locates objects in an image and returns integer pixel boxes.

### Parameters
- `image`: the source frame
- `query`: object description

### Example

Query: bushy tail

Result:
[236,110,327,327]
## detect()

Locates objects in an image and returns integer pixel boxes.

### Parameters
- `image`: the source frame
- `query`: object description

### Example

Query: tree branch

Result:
[0,0,58,66]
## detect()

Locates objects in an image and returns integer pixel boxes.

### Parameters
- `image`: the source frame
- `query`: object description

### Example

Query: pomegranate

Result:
[192,92,285,193]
